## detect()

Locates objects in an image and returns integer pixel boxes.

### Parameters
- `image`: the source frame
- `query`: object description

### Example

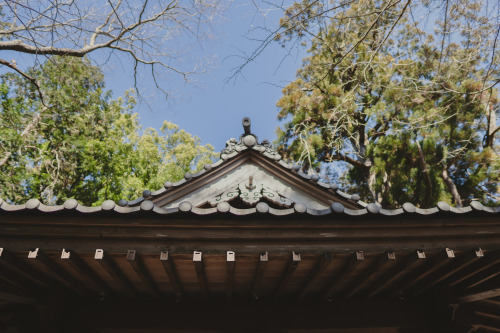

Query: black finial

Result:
[242,117,251,134]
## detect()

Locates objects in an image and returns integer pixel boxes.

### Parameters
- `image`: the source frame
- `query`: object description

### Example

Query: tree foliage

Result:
[275,0,499,207]
[0,56,216,206]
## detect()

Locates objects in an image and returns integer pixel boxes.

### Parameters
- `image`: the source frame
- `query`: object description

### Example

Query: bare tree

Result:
[0,0,224,90]
[0,0,225,167]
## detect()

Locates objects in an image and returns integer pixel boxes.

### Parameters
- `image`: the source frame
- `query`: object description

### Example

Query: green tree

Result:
[0,56,216,206]
[276,0,499,207]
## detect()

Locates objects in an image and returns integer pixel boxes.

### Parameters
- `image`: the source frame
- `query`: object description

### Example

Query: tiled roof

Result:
[0,196,498,217]
[1,118,498,217]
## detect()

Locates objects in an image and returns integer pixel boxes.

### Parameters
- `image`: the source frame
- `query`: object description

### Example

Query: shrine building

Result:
[0,118,499,332]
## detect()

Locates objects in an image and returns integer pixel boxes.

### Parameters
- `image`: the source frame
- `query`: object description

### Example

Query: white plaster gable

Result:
[163,163,330,210]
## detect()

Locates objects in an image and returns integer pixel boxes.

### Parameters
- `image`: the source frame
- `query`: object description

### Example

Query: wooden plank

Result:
[322,251,365,301]
[388,248,456,299]
[159,251,183,302]
[342,251,396,301]
[364,250,426,299]
[193,251,208,300]
[226,251,235,302]
[250,251,268,300]
[296,252,332,302]
[0,249,41,293]
[126,250,161,299]
[94,249,137,298]
[0,281,38,305]
[273,251,301,299]
[69,300,426,331]
[0,249,51,288]
[459,277,500,303]
[27,248,89,299]
[60,249,115,300]
[453,260,500,293]
[408,248,484,298]
[447,249,500,289]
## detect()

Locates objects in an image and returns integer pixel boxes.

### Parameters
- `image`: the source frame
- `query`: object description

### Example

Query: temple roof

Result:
[0,117,498,217]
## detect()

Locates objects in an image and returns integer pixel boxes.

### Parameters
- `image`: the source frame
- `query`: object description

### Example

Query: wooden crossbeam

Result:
[273,251,301,299]
[95,249,137,298]
[60,249,115,300]
[342,251,396,301]
[459,277,500,303]
[127,250,161,299]
[346,251,399,300]
[389,248,456,299]
[193,251,208,300]
[70,300,427,331]
[226,251,236,302]
[408,248,484,298]
[160,251,183,302]
[250,251,268,301]
[364,250,426,299]
[454,264,500,294]
[0,249,39,292]
[449,249,500,290]
[322,251,365,301]
[0,249,50,288]
[28,249,89,299]
[0,281,38,305]
[296,252,332,302]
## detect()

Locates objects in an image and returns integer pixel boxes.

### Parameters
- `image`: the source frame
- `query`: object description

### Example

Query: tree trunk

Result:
[0,108,45,167]
[485,101,499,148]
[442,168,462,207]
[416,141,433,207]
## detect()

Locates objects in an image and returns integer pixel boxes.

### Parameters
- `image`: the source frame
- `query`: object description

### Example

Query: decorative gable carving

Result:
[208,176,293,208]
[163,163,329,210]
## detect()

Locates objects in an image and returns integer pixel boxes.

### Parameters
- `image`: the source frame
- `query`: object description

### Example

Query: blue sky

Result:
[103,1,307,152]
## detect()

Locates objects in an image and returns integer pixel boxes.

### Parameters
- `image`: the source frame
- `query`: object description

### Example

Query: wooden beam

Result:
[0,281,38,305]
[322,251,365,301]
[342,251,396,301]
[409,248,484,298]
[454,263,500,293]
[459,277,500,303]
[60,249,115,300]
[448,249,500,289]
[226,251,235,303]
[0,249,51,288]
[193,251,208,300]
[296,252,332,302]
[27,248,89,299]
[388,248,456,299]
[250,251,268,301]
[364,250,426,299]
[126,250,160,299]
[69,300,426,331]
[273,251,301,299]
[159,251,183,302]
[0,249,41,293]
[94,249,137,298]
